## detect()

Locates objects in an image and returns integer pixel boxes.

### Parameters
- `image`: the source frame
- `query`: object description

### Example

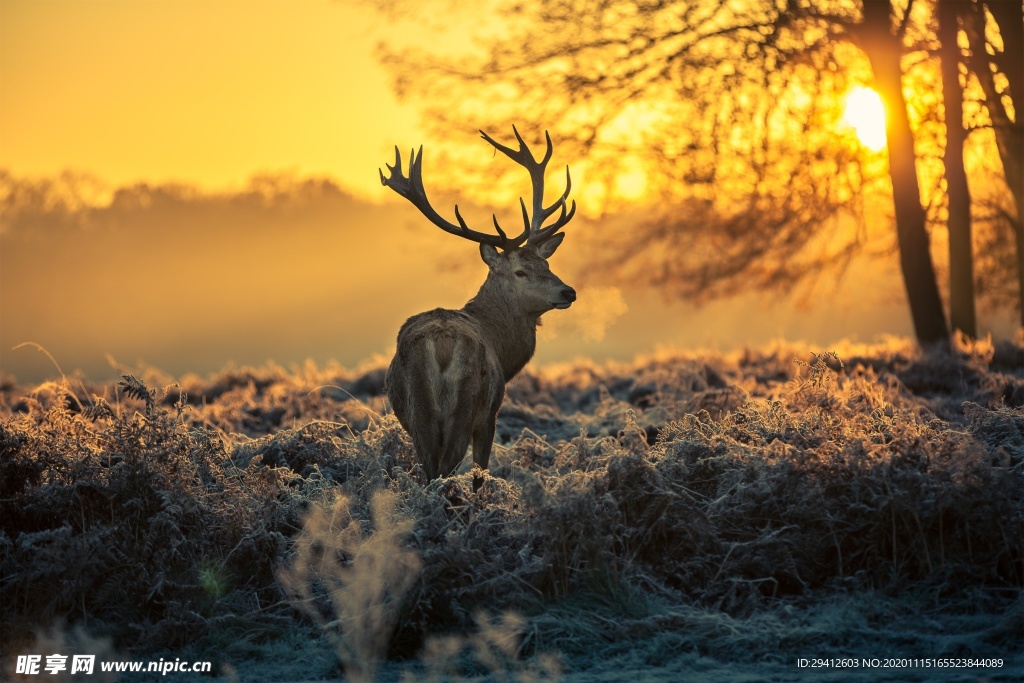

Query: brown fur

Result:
[433,333,456,374]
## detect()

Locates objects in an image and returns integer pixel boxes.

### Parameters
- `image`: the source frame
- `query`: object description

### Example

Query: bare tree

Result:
[382,0,874,295]
[939,0,976,338]
[966,0,1023,325]
[378,0,1020,345]
[855,0,949,345]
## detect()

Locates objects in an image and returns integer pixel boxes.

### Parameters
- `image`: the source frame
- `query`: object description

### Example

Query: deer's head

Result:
[380,127,577,315]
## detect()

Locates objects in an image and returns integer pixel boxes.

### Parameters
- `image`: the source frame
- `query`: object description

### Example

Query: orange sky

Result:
[0,0,423,198]
[0,0,951,383]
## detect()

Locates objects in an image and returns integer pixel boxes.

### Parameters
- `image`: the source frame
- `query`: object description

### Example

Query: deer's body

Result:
[387,309,503,481]
[380,128,576,484]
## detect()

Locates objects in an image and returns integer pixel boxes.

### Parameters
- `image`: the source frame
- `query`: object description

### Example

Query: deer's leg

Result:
[471,410,497,492]
[408,415,442,481]
[402,358,448,481]
[436,425,472,479]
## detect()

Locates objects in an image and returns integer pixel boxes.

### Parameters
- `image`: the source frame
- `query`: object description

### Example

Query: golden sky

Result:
[0,0,421,198]
[0,0,931,383]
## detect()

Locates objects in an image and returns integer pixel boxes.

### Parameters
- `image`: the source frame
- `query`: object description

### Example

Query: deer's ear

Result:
[535,232,565,259]
[480,243,502,268]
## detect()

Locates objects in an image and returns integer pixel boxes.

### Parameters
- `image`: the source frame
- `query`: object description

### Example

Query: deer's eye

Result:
[515,270,528,278]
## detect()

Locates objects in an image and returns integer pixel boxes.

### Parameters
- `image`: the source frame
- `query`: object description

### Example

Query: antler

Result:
[379,126,575,251]
[479,125,576,247]
[379,146,513,248]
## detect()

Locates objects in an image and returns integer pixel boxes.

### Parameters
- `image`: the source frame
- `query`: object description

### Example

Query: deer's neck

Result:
[463,281,539,382]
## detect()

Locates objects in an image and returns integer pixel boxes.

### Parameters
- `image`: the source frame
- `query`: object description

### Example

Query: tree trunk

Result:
[860,0,950,347]
[940,0,977,338]
[975,0,1024,325]
[982,1,1023,108]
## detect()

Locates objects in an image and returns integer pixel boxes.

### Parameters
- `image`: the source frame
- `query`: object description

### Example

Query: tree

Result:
[966,0,1023,325]
[856,0,949,345]
[938,0,976,338]
[379,0,1020,345]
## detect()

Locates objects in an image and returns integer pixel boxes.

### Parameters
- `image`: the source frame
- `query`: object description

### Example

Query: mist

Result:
[0,171,921,385]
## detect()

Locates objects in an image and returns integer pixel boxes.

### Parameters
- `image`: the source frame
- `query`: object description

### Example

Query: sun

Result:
[842,86,887,152]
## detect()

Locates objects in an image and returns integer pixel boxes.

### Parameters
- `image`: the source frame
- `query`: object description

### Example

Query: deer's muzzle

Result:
[552,287,576,309]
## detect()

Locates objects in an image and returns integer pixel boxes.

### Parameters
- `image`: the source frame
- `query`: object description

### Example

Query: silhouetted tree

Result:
[856,0,948,345]
[965,0,1023,325]
[939,0,976,338]
[379,0,1020,345]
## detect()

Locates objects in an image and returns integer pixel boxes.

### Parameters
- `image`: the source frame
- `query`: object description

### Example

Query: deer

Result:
[380,126,577,488]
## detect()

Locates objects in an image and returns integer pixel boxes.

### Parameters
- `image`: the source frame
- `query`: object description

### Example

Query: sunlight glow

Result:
[614,167,649,201]
[842,86,887,152]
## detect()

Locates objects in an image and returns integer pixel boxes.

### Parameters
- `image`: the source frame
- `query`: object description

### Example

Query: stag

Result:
[380,127,577,487]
